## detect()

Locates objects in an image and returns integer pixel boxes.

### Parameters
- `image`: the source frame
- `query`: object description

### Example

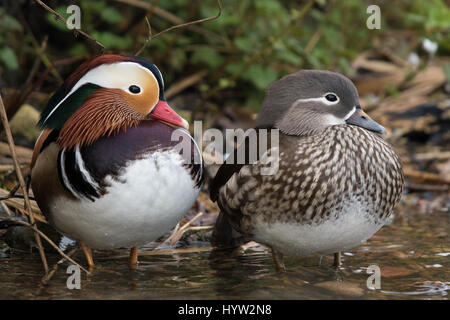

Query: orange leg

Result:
[129,246,138,270]
[271,248,286,272]
[333,251,341,268]
[80,241,94,270]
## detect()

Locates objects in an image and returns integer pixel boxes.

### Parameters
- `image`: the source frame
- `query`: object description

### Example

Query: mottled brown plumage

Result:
[217,125,403,234]
[210,70,404,269]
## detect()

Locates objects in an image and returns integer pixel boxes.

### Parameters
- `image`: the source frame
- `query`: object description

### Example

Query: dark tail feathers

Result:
[211,212,247,247]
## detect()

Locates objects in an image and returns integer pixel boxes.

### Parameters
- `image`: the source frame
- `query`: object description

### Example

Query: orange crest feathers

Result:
[57,89,143,149]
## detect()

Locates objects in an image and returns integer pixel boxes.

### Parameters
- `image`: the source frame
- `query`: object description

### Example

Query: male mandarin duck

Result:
[31,54,203,269]
[210,70,404,270]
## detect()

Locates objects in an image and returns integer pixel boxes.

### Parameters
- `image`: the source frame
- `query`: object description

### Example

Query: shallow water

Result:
[0,197,448,300]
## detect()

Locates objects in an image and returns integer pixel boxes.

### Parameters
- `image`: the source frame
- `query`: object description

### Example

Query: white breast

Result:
[253,197,385,256]
[48,150,200,249]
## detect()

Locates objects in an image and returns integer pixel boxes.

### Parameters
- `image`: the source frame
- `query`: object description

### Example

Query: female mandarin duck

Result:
[31,54,203,269]
[210,70,404,270]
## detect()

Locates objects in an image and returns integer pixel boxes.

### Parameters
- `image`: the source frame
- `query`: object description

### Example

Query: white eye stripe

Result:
[43,62,159,124]
[294,94,340,106]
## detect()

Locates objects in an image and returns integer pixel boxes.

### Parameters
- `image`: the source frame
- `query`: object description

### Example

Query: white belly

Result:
[48,151,199,249]
[253,200,385,256]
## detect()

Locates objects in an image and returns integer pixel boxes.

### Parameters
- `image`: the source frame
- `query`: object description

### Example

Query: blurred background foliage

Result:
[0,0,449,113]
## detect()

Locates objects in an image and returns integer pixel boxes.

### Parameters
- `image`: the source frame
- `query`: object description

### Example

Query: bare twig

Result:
[0,201,13,216]
[0,142,33,163]
[103,246,216,259]
[414,151,450,161]
[1,37,48,122]
[151,0,222,40]
[0,94,49,274]
[34,0,106,52]
[114,0,226,43]
[155,211,205,249]
[135,17,152,56]
[135,0,222,55]
[165,70,208,99]
[406,183,449,192]
[0,188,46,223]
[0,216,89,274]
[41,247,79,284]
[404,168,450,185]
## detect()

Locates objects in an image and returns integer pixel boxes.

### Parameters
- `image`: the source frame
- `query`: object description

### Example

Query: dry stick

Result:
[41,247,79,284]
[114,0,225,43]
[104,246,216,259]
[133,0,159,56]
[153,0,222,39]
[5,37,48,120]
[0,201,13,216]
[155,211,204,249]
[0,94,49,274]
[404,168,450,185]
[134,0,223,56]
[165,70,208,99]
[0,216,89,274]
[34,0,106,52]
[135,17,152,56]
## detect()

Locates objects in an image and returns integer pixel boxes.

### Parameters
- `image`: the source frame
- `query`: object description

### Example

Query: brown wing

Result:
[209,127,272,201]
[209,128,275,246]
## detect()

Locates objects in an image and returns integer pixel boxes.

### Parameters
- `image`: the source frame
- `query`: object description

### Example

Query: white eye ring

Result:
[323,92,339,104]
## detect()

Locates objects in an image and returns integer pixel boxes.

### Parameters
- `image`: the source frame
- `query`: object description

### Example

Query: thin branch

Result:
[0,216,89,274]
[155,211,204,249]
[0,188,46,223]
[0,94,49,274]
[114,0,226,43]
[152,0,222,39]
[41,247,79,284]
[34,0,106,52]
[165,70,208,99]
[135,17,152,56]
[2,36,48,121]
[134,0,223,55]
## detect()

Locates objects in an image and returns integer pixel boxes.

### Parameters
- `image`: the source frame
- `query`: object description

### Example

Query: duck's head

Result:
[39,54,188,149]
[257,70,385,136]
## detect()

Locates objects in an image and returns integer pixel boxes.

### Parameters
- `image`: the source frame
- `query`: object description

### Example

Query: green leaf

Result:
[243,65,278,90]
[443,63,450,83]
[191,47,223,68]
[234,37,254,53]
[69,43,88,57]
[225,61,244,76]
[100,7,124,24]
[1,14,23,31]
[277,50,301,65]
[245,90,265,111]
[91,32,132,49]
[0,46,19,70]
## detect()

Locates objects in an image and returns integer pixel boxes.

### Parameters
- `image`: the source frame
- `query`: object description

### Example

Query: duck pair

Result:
[31,55,403,270]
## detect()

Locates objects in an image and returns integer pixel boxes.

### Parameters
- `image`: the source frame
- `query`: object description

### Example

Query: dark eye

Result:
[129,85,141,94]
[325,93,338,102]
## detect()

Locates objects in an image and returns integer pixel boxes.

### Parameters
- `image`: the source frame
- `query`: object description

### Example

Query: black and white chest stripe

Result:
[57,146,103,201]
[56,141,204,202]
